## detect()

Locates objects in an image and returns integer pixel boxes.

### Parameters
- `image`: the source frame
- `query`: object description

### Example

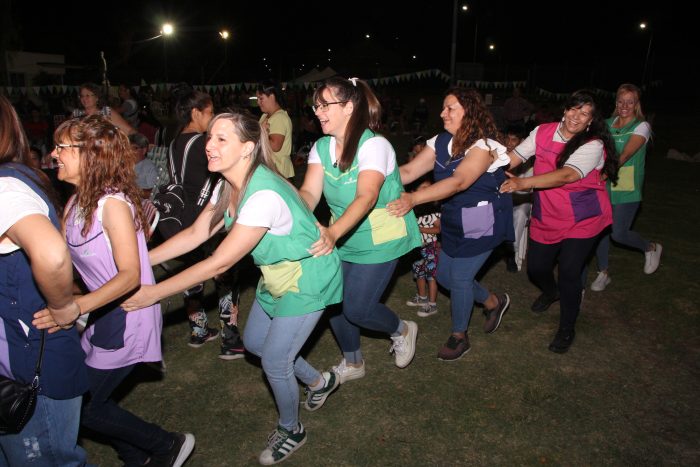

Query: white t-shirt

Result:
[426,135,510,173]
[513,123,605,179]
[210,180,293,236]
[308,135,396,176]
[0,177,50,254]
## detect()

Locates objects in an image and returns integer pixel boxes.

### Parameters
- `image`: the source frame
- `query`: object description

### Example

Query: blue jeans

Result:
[595,202,650,271]
[330,260,402,353]
[436,250,493,333]
[82,365,173,466]
[243,300,323,432]
[0,395,87,466]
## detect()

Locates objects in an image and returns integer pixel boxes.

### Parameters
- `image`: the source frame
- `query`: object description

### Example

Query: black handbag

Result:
[0,330,45,434]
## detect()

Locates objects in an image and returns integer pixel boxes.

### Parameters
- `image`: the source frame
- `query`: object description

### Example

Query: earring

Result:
[587,122,591,131]
[561,116,565,122]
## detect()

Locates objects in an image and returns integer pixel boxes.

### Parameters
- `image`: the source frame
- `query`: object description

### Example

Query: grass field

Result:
[82,109,699,466]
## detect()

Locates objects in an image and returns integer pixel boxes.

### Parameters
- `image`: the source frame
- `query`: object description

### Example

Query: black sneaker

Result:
[150,432,195,467]
[437,335,470,361]
[506,255,518,273]
[259,423,307,465]
[219,329,245,361]
[548,329,576,353]
[531,292,559,313]
[483,293,511,333]
[188,327,219,349]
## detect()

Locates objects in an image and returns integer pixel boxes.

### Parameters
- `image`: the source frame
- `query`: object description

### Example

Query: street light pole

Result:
[450,0,458,84]
[642,34,653,87]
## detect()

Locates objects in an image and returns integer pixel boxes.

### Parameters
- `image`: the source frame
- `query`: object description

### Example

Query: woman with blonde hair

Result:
[123,111,343,465]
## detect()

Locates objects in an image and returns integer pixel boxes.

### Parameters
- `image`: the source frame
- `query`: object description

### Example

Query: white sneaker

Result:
[390,320,418,369]
[644,243,663,274]
[331,359,365,384]
[590,271,611,292]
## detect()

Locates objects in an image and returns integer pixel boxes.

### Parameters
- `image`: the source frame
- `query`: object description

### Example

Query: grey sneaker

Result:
[590,271,611,291]
[390,320,418,368]
[644,243,662,274]
[303,371,339,412]
[406,294,429,307]
[331,359,365,384]
[259,423,307,465]
[417,303,438,318]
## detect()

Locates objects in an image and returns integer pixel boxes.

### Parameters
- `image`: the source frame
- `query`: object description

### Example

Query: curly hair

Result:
[445,87,499,159]
[53,115,147,236]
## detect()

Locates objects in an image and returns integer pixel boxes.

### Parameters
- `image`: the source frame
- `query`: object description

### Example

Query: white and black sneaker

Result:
[259,423,307,465]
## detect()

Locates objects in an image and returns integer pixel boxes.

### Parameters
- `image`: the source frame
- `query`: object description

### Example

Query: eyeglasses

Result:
[54,143,82,154]
[79,94,96,99]
[312,101,347,113]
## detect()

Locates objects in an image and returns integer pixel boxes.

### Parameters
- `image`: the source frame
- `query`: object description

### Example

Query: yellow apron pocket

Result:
[611,166,635,191]
[368,208,408,245]
[259,261,302,299]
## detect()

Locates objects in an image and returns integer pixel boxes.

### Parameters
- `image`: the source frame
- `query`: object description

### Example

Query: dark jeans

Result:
[527,235,600,332]
[329,260,401,353]
[83,365,173,466]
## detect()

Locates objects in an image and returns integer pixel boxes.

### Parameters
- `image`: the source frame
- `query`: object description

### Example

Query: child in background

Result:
[406,177,441,317]
[502,124,532,272]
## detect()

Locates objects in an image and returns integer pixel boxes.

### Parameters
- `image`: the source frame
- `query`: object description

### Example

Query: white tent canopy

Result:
[293,66,338,84]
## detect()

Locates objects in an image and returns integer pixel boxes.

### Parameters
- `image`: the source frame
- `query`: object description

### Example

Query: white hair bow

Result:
[348,77,359,87]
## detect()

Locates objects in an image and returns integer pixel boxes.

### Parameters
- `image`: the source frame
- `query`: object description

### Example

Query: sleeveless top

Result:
[529,122,612,244]
[433,132,514,258]
[314,129,421,264]
[606,117,647,204]
[225,166,342,317]
[0,164,88,399]
[65,192,163,369]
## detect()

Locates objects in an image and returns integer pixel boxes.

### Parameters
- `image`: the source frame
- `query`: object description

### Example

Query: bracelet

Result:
[55,306,82,328]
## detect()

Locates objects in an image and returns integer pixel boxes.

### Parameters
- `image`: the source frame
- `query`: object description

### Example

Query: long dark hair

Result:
[0,95,61,212]
[445,87,499,159]
[312,77,381,171]
[172,83,212,135]
[257,79,287,109]
[557,90,619,183]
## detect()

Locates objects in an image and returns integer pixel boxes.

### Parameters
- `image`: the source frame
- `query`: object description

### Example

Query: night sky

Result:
[5,0,696,94]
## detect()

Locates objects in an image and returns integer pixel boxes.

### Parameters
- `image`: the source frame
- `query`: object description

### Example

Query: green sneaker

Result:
[303,371,339,412]
[259,423,307,465]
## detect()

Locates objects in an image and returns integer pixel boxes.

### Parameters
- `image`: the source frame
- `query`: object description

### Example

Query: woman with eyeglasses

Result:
[499,90,619,353]
[0,95,89,466]
[34,115,195,466]
[72,82,135,135]
[386,87,513,362]
[299,77,421,383]
[589,84,660,293]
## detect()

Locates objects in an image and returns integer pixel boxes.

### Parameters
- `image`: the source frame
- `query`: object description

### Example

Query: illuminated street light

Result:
[450,2,474,84]
[219,30,230,40]
[161,23,174,36]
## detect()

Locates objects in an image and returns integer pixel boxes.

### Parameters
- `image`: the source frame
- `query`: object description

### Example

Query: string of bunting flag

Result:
[0,69,662,98]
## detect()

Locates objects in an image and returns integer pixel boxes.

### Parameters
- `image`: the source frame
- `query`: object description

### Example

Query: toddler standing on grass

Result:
[406,178,441,317]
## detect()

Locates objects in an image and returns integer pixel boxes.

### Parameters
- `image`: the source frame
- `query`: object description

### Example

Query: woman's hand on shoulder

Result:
[386,192,415,217]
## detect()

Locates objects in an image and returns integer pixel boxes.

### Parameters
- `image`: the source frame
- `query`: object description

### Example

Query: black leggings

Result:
[527,235,600,332]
